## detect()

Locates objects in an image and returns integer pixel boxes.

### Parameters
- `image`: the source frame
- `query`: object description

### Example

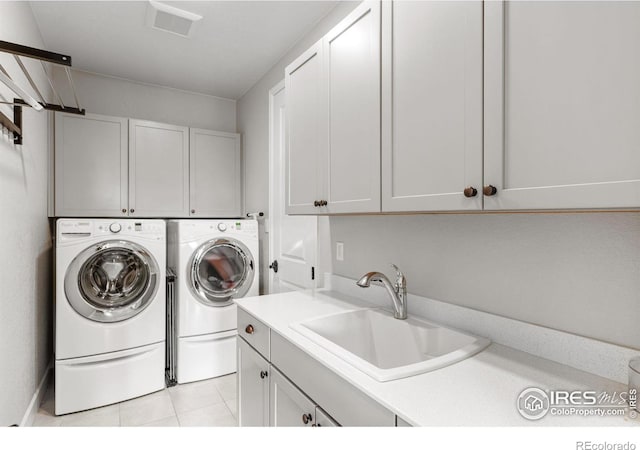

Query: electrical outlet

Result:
[336,242,344,261]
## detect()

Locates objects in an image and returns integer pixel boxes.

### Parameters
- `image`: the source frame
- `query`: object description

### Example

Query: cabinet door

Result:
[285,41,325,214]
[237,337,270,427]
[189,128,241,217]
[315,406,339,427]
[323,0,381,213]
[54,112,128,217]
[484,1,640,210]
[129,119,189,217]
[269,367,315,427]
[381,1,483,212]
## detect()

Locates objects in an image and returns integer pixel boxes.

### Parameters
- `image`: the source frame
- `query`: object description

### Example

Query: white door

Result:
[269,82,317,294]
[189,128,241,217]
[484,1,640,210]
[237,337,270,427]
[381,1,483,212]
[284,41,326,214]
[324,0,381,214]
[54,112,128,217]
[129,119,189,217]
[269,367,316,427]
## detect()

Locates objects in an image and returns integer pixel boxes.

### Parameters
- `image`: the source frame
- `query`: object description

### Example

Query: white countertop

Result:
[236,289,639,427]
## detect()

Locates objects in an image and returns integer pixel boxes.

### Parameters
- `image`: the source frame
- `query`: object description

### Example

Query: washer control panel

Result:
[57,219,165,241]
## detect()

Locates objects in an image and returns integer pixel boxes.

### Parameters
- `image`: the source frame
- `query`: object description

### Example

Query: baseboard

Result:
[19,360,52,427]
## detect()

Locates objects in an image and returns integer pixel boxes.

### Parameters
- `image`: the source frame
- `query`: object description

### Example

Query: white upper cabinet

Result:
[55,113,240,218]
[381,1,483,212]
[128,119,189,217]
[324,0,381,213]
[285,41,325,215]
[285,1,380,215]
[55,113,128,217]
[484,1,640,210]
[189,128,241,217]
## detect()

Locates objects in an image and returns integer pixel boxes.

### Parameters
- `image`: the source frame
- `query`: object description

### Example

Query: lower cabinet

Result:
[237,309,398,427]
[269,367,317,427]
[238,336,340,427]
[237,337,270,426]
[315,406,339,427]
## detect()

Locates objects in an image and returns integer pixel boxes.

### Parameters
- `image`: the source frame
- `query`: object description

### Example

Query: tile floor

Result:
[33,373,238,427]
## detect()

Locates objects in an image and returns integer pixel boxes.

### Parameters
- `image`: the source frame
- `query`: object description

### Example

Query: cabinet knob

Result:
[122,209,127,214]
[313,200,320,207]
[245,324,254,335]
[483,185,498,196]
[129,208,135,213]
[302,413,313,425]
[319,200,328,206]
[463,187,478,198]
[191,209,196,214]
[260,370,268,379]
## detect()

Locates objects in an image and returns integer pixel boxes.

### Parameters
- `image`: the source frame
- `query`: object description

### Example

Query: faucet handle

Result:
[390,264,406,285]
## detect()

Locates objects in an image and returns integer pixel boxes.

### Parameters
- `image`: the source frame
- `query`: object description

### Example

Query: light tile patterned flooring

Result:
[33,373,238,427]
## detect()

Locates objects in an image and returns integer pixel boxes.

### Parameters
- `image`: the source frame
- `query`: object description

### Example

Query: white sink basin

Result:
[291,308,490,382]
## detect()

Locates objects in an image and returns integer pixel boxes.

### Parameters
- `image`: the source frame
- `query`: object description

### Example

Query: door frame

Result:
[268,79,285,294]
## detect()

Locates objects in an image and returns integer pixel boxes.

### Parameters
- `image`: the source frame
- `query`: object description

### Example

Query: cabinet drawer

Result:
[270,331,395,426]
[237,308,270,359]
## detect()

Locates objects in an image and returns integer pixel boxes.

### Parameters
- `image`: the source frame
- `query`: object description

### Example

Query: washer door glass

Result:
[189,238,254,306]
[65,240,159,323]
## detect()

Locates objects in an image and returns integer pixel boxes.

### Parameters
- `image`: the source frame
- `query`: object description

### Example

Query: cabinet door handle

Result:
[319,200,328,206]
[260,370,268,379]
[302,413,313,425]
[130,208,135,213]
[483,185,498,196]
[463,187,478,198]
[191,209,196,214]
[313,200,320,207]
[122,209,127,214]
[245,324,254,335]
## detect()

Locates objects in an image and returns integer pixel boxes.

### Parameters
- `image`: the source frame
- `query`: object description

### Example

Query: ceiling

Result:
[29,1,338,99]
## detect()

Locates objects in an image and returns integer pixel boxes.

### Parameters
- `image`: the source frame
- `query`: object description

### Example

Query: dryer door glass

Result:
[189,238,255,306]
[65,240,160,323]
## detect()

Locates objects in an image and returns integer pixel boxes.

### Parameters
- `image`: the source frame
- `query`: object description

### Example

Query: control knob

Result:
[109,223,122,233]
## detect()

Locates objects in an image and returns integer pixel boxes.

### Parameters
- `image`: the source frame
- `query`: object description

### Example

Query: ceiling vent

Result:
[146,1,202,38]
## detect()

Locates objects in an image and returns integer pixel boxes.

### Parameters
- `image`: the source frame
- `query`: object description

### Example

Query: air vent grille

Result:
[146,1,202,38]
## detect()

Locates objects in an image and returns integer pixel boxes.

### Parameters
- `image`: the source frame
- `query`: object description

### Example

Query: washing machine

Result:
[167,219,259,384]
[55,219,166,415]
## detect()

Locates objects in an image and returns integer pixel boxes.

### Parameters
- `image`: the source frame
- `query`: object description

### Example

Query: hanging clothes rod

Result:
[14,55,47,105]
[0,63,43,110]
[0,40,85,145]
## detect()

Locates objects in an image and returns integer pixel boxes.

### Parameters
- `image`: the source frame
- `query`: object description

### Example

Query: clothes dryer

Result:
[167,219,259,384]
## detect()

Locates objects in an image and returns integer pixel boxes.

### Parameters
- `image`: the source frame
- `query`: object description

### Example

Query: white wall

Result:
[51,69,236,132]
[330,213,640,350]
[237,1,358,293]
[0,2,53,426]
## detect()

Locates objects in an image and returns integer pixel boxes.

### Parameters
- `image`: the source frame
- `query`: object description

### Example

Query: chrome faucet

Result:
[356,264,407,320]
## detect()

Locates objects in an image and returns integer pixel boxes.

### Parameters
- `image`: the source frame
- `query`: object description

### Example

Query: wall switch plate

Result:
[336,242,344,261]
